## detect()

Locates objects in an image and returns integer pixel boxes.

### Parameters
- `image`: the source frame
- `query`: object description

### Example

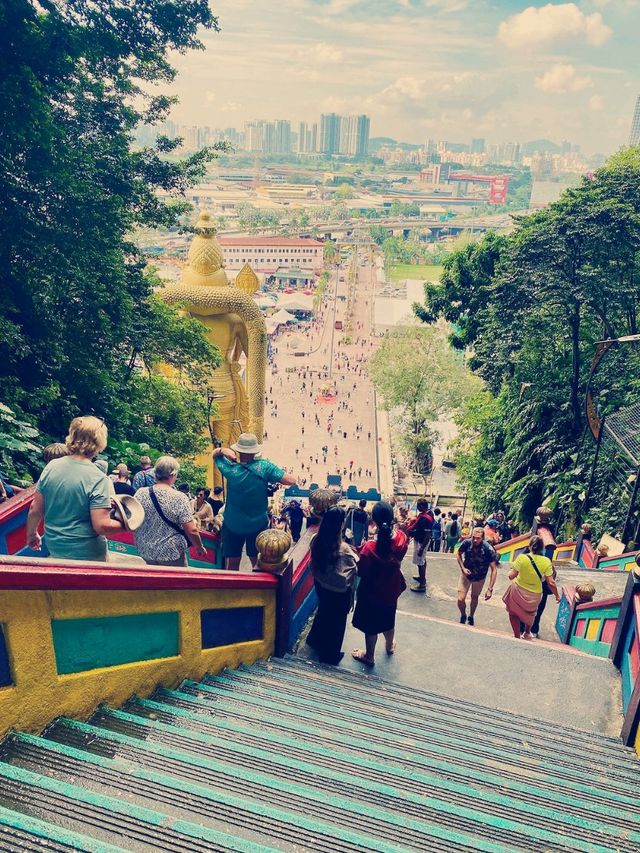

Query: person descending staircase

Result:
[0,656,638,852]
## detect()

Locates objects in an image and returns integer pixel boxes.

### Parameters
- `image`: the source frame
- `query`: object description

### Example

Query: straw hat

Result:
[230,433,263,456]
[111,494,145,532]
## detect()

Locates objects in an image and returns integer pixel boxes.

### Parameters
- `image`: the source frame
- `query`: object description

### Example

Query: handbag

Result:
[149,486,190,545]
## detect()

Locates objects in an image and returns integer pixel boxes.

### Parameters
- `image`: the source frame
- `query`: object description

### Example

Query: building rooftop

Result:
[218,237,324,247]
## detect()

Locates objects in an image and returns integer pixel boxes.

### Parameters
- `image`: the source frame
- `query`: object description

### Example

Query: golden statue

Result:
[163,211,267,483]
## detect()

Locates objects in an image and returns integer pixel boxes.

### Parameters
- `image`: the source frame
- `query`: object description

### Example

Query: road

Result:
[261,257,386,497]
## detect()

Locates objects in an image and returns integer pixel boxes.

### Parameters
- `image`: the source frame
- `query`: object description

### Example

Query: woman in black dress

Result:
[306,506,358,665]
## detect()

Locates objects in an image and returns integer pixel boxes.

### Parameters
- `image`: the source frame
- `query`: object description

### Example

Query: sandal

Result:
[410,583,427,593]
[386,641,396,655]
[351,649,375,667]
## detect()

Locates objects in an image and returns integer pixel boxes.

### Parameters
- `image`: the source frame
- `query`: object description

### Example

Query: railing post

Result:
[609,569,640,667]
[255,529,293,659]
[274,561,293,658]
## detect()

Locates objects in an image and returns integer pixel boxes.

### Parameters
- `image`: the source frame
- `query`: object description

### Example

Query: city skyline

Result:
[165,0,640,156]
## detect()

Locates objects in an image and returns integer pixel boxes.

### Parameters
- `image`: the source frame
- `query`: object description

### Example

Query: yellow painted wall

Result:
[0,586,275,738]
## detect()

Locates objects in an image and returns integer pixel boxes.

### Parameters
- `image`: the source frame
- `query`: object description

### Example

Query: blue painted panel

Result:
[289,587,318,650]
[0,626,11,687]
[621,620,636,712]
[200,607,264,649]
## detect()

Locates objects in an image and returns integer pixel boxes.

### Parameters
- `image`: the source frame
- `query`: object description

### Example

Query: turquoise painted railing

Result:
[556,586,622,657]
[610,570,640,751]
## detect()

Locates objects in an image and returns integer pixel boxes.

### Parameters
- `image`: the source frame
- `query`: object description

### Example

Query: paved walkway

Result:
[262,259,386,496]
[297,553,628,735]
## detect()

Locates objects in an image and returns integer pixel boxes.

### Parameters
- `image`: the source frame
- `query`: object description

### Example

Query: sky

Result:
[167,1,640,154]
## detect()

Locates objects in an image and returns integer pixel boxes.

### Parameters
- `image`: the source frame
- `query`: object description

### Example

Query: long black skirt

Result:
[306,581,352,665]
[352,600,397,635]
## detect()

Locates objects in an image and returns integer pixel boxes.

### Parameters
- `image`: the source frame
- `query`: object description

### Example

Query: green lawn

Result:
[388,263,444,283]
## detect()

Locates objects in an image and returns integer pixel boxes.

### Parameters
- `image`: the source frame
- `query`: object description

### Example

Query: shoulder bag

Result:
[149,486,190,544]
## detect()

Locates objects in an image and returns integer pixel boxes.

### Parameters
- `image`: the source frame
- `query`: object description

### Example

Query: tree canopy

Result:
[0,0,223,479]
[417,149,640,541]
[369,324,480,474]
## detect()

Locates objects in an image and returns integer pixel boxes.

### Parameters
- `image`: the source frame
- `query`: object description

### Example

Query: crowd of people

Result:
[301,496,562,667]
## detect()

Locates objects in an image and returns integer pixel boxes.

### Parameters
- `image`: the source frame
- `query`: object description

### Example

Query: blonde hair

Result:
[65,416,108,458]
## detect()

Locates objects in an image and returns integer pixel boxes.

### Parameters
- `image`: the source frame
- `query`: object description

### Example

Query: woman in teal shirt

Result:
[27,416,124,561]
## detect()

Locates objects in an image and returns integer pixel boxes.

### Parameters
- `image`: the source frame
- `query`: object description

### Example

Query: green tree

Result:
[369,325,480,472]
[0,0,222,449]
[416,149,640,537]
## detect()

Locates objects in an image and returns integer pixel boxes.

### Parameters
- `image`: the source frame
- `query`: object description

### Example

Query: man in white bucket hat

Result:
[213,433,296,570]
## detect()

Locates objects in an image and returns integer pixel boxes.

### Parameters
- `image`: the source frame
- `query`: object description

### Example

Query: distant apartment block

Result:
[217,236,324,274]
[630,96,640,147]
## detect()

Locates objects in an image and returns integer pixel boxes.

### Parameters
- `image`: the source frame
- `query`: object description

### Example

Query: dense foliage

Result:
[416,149,640,542]
[369,325,480,474]
[0,1,222,480]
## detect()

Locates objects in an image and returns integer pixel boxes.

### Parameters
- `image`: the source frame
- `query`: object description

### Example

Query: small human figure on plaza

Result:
[344,499,370,547]
[283,499,306,542]
[404,499,434,594]
[456,527,499,626]
[351,502,408,667]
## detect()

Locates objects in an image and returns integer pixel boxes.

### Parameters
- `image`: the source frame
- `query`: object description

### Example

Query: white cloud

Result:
[309,42,343,63]
[589,94,605,110]
[535,63,593,93]
[498,3,612,49]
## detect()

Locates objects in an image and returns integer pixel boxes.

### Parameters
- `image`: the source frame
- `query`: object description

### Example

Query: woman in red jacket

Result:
[351,501,409,667]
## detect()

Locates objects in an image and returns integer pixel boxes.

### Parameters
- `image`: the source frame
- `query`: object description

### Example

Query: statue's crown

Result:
[183,209,227,286]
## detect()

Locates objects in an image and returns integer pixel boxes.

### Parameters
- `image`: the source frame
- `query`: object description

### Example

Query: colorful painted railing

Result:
[555,586,622,657]
[0,487,223,569]
[494,533,530,563]
[610,570,640,754]
[0,554,278,738]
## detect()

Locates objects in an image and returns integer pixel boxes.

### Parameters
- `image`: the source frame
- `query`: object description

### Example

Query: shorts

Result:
[458,572,488,596]
[221,524,266,559]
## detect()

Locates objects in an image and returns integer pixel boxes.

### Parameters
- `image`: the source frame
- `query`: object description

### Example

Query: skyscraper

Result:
[274,120,291,154]
[355,114,370,156]
[298,121,308,153]
[471,137,485,155]
[320,113,341,155]
[630,95,640,146]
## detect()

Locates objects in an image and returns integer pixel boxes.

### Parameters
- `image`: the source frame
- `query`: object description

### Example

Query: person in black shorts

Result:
[456,527,498,626]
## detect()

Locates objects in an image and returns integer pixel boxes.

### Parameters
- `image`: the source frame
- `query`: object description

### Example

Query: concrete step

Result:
[0,658,637,852]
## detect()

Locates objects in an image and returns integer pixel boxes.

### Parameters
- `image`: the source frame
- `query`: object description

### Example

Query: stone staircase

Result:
[0,656,639,852]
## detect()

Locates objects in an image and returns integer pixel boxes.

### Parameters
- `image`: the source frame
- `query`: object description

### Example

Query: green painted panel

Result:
[51,612,179,675]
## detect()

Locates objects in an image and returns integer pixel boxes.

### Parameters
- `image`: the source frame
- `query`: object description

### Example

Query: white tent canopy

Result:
[255,295,277,308]
[272,308,296,324]
[277,295,314,312]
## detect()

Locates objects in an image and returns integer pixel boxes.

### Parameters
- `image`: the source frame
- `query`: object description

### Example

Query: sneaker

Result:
[467,616,475,627]
[459,613,467,624]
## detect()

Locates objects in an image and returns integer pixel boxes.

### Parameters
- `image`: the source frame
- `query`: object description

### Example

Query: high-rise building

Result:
[337,114,370,156]
[275,120,291,154]
[320,113,341,155]
[244,120,264,152]
[471,137,485,155]
[630,95,640,146]
[355,114,370,156]
[308,122,318,154]
[298,121,308,153]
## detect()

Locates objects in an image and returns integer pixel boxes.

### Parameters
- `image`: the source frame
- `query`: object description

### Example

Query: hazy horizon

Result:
[163,1,639,156]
